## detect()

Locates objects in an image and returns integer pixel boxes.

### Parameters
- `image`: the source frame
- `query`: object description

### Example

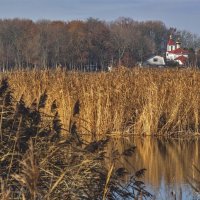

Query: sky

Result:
[0,0,200,35]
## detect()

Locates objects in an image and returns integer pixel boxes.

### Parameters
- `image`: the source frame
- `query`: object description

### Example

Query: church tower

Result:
[167,35,176,51]
[176,38,181,49]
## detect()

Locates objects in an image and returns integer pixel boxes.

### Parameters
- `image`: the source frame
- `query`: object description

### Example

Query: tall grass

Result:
[1,66,200,135]
[0,78,151,199]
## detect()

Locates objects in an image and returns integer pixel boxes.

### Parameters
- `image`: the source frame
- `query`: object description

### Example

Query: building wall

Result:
[166,52,175,60]
[146,56,165,66]
[166,37,188,66]
[167,45,176,51]
[166,53,188,61]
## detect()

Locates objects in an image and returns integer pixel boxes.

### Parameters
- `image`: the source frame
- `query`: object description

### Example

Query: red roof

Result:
[168,48,188,55]
[167,39,175,46]
[174,55,187,64]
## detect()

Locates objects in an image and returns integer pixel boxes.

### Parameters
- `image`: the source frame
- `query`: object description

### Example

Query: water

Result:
[105,136,200,199]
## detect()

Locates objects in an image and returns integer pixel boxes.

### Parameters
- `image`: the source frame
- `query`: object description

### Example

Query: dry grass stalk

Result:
[0,78,151,199]
[103,163,114,200]
[0,178,10,200]
[1,67,200,136]
[12,139,39,200]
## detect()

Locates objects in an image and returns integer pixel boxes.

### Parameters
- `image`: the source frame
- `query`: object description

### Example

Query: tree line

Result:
[0,17,200,70]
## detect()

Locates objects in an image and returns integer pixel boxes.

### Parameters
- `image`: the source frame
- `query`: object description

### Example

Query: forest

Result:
[0,17,200,71]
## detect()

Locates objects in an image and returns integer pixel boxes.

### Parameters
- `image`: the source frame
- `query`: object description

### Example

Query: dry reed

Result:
[0,78,151,200]
[1,67,200,135]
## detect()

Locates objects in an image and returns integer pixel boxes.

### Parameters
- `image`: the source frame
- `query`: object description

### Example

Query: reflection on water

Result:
[105,136,200,200]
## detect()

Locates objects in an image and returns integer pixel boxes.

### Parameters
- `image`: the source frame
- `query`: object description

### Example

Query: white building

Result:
[145,55,165,67]
[166,35,189,65]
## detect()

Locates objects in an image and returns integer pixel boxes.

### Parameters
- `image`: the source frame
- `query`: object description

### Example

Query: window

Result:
[153,58,158,62]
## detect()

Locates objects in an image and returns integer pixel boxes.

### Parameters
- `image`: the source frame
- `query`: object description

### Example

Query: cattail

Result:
[122,146,136,157]
[53,112,62,132]
[0,78,9,97]
[73,99,80,117]
[16,95,29,115]
[135,168,146,178]
[38,90,47,110]
[51,100,58,114]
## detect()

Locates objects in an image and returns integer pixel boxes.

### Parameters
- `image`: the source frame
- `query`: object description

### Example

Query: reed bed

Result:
[0,79,151,200]
[1,66,200,136]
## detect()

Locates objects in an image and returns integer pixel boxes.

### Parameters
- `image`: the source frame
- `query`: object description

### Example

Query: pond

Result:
[105,136,200,200]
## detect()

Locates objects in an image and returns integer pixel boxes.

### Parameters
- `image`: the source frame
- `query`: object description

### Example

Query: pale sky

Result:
[0,0,199,35]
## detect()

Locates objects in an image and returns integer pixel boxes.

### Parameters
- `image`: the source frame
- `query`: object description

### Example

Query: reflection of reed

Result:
[105,137,200,188]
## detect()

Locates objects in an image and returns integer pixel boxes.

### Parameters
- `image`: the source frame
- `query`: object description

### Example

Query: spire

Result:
[176,37,181,49]
[167,35,175,46]
[176,37,181,43]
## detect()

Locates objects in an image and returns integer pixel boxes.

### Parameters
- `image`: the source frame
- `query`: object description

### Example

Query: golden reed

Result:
[2,67,200,136]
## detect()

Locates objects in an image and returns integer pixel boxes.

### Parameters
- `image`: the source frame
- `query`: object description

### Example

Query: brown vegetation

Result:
[0,78,151,199]
[1,67,200,135]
